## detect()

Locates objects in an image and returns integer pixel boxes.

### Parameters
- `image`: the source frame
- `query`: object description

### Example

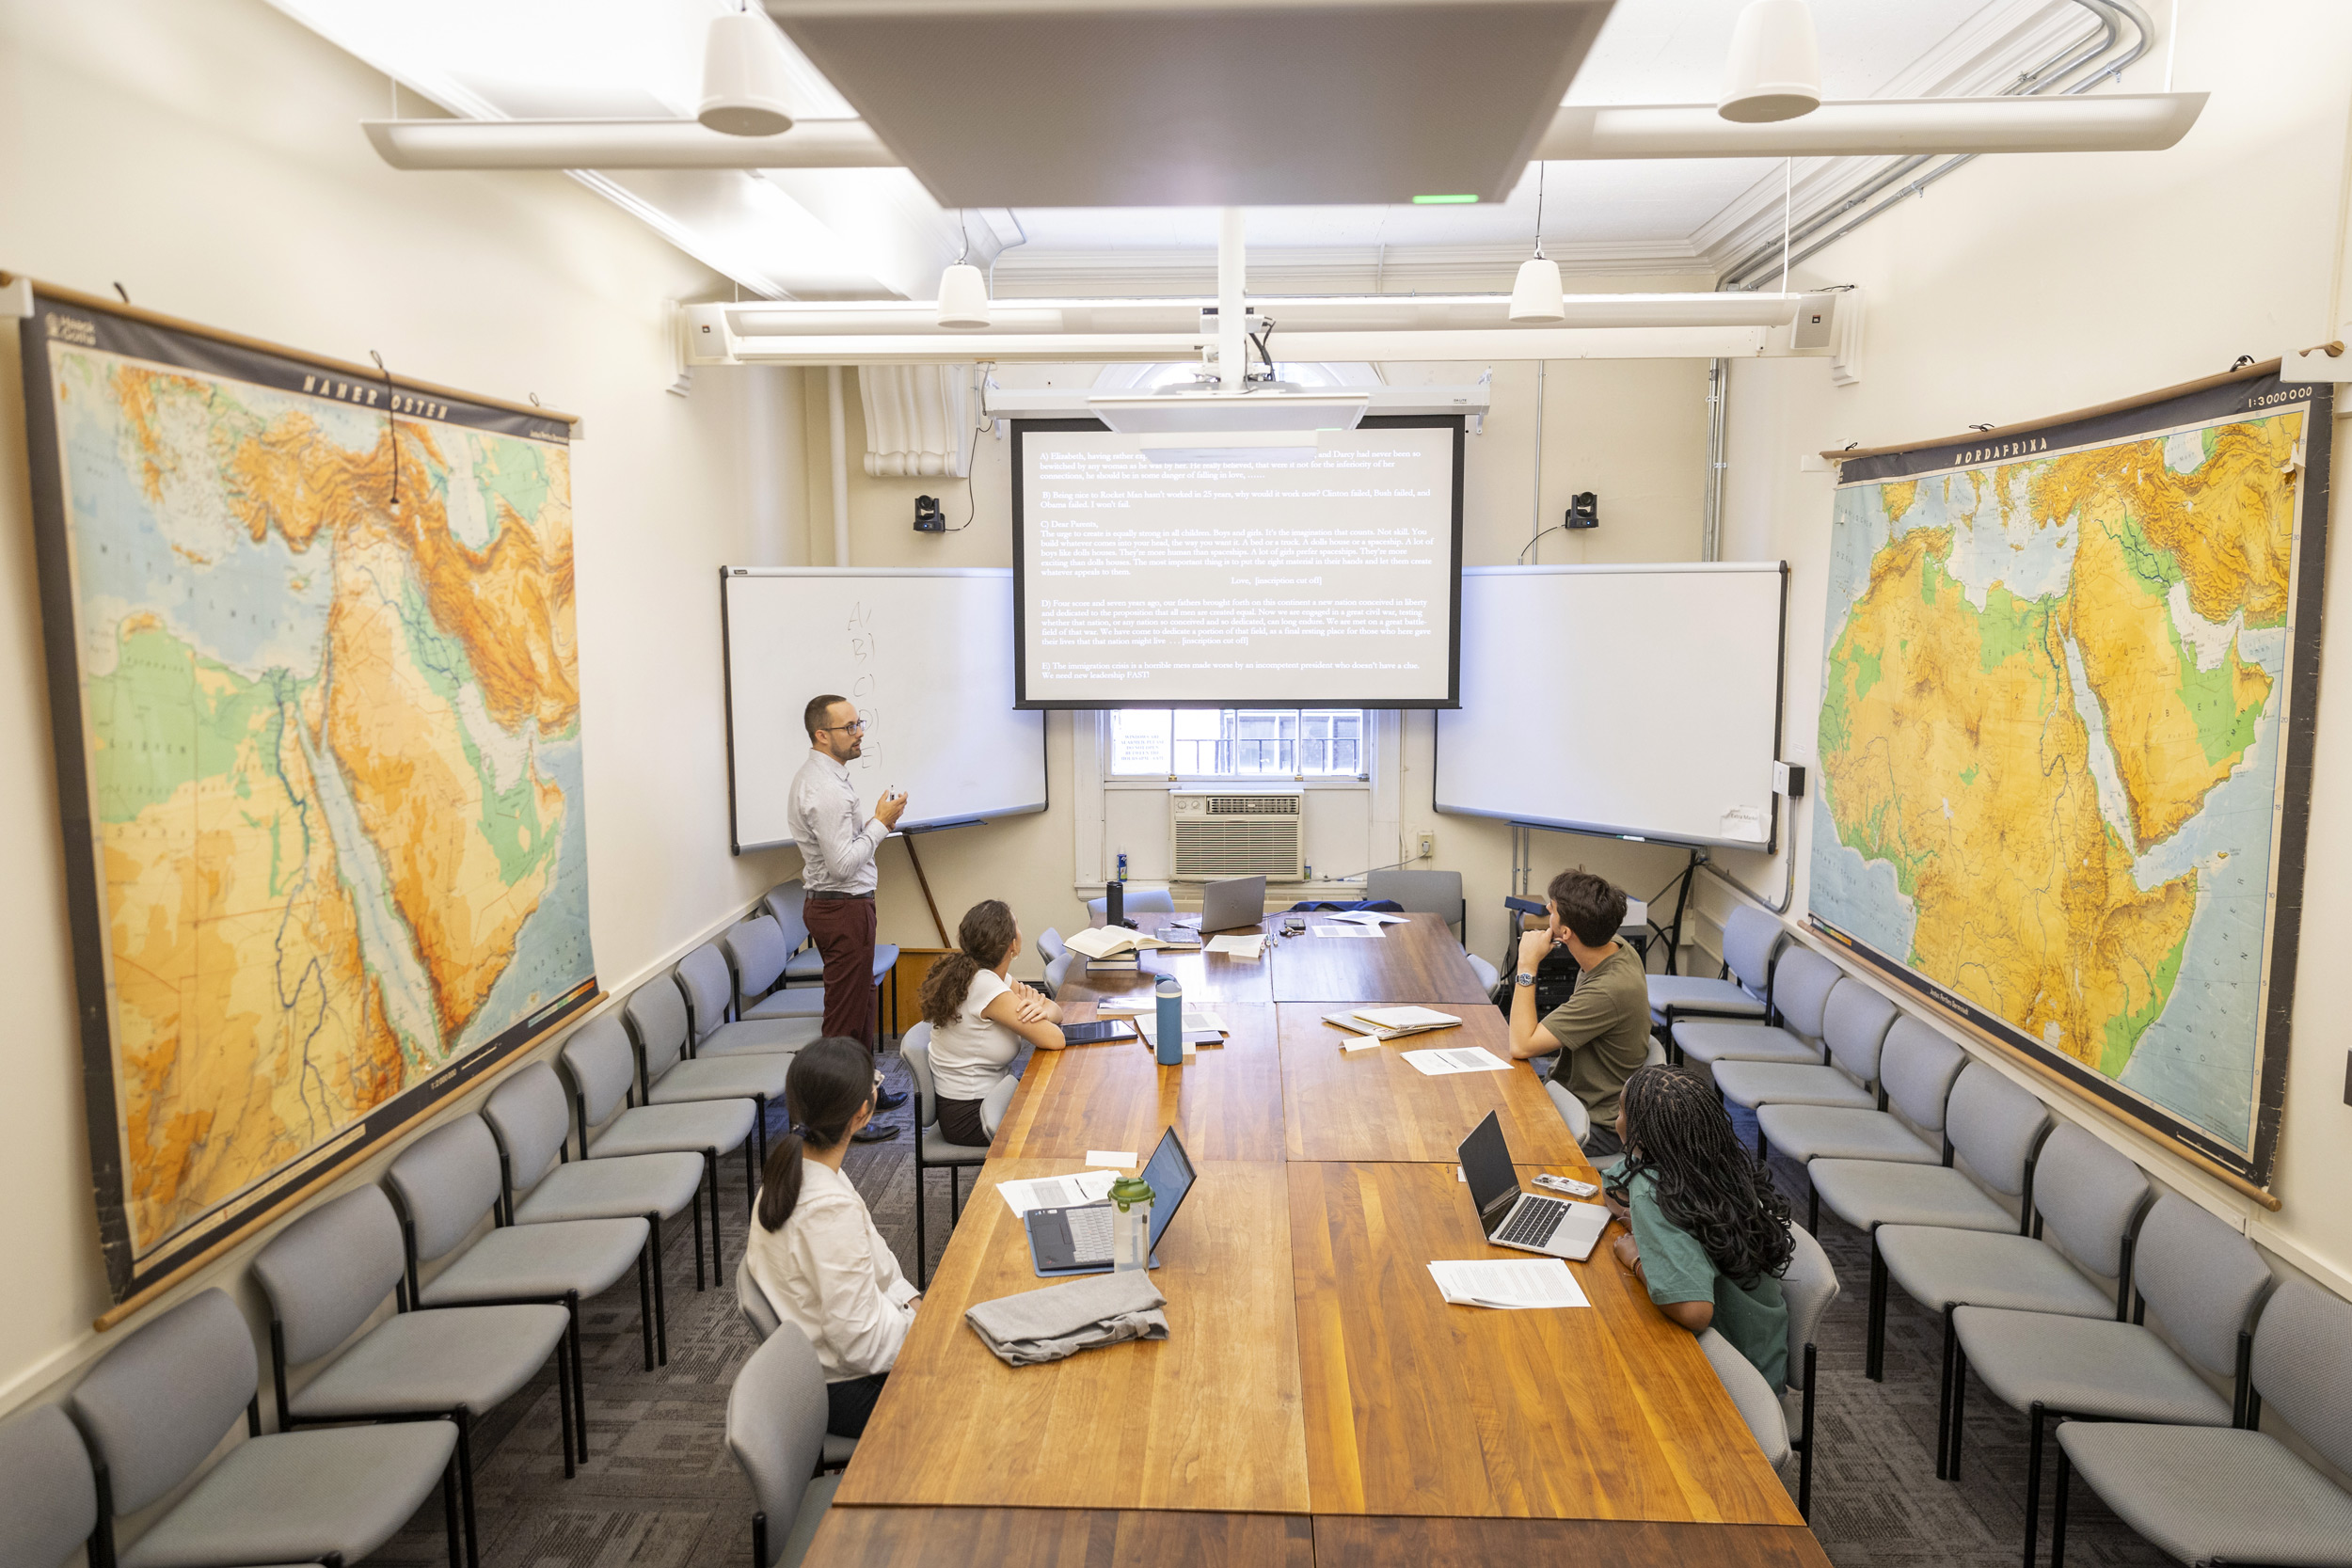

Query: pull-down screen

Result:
[1011,418,1463,708]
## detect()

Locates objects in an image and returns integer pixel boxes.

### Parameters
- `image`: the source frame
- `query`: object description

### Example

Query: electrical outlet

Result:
[1416,832,1435,860]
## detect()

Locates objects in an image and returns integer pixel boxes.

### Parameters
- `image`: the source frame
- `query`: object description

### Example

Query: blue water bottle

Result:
[1154,974,1184,1066]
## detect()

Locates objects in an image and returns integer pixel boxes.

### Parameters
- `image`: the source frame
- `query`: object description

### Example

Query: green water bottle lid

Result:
[1109,1175,1154,1211]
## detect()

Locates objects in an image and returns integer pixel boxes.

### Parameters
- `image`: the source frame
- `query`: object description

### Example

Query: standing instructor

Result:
[789,694,909,1141]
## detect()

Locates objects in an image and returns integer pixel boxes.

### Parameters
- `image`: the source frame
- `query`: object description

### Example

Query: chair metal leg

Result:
[744,1130,757,1219]
[2024,1403,2045,1568]
[442,1449,463,1568]
[636,1240,656,1371]
[455,1408,481,1568]
[2050,1449,2072,1568]
[553,1338,576,1481]
[1949,1324,1970,1481]
[1807,1178,1819,1237]
[710,1152,726,1280]
[950,1164,962,1223]
[568,1291,589,1465]
[1867,1232,1888,1382]
[693,1152,711,1291]
[650,1212,670,1365]
[1797,1341,1818,1521]
[914,1156,930,1290]
[1937,1304,1958,1478]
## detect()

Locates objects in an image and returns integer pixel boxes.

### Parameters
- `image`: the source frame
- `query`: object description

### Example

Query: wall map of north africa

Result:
[1811,372,2329,1186]
[19,290,596,1300]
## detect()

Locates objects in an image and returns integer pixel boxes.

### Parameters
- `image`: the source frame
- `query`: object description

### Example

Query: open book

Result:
[1065,926,1198,960]
[1320,1006,1463,1043]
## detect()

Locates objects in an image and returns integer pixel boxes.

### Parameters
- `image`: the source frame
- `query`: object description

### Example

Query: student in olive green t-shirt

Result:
[1603,1064,1793,1388]
[1505,869,1652,1158]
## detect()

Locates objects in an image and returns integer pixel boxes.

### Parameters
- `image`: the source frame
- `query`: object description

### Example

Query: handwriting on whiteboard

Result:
[846,600,883,789]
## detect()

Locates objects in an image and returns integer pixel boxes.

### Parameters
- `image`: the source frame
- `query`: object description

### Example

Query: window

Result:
[1108,708,1365,778]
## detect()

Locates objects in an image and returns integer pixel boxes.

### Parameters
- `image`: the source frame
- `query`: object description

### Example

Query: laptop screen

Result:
[1456,1111,1520,1229]
[1138,1126,1197,1248]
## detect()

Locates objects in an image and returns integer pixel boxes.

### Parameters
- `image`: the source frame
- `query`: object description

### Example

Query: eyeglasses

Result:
[819,720,867,734]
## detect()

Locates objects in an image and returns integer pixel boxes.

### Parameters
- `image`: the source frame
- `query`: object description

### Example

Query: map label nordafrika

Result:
[1811,374,2329,1186]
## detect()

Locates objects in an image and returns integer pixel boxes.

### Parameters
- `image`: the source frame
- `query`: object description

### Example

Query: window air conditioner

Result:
[1170,789,1305,881]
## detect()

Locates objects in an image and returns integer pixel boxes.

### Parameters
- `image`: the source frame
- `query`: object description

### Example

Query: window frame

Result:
[1104,705,1372,784]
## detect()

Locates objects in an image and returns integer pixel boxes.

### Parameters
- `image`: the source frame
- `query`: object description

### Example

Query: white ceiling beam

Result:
[1536,92,2207,160]
[362,117,896,170]
[712,292,1796,335]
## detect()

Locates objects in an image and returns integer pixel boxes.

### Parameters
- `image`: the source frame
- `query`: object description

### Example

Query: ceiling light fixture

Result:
[699,8,803,136]
[1509,164,1565,325]
[1719,0,1821,124]
[936,212,990,328]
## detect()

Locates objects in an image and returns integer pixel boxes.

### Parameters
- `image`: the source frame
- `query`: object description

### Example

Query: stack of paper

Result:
[1321,1006,1462,1046]
[1132,1009,1227,1050]
[1203,933,1266,959]
[1401,1044,1513,1076]
[1325,910,1412,927]
[1311,923,1383,939]
[995,1168,1120,1217]
[1427,1259,1590,1309]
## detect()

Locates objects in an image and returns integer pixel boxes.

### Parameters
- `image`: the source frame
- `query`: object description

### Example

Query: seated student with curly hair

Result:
[1604,1063,1794,1386]
[918,899,1065,1147]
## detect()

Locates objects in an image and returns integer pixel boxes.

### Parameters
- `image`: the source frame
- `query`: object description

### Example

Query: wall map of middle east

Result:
[18,288,598,1302]
[1811,371,2330,1188]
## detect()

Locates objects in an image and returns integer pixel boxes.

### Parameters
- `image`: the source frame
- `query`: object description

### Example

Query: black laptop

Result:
[1023,1127,1196,1277]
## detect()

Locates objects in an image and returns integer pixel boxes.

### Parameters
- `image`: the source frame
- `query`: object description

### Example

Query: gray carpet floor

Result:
[372,1051,2172,1568]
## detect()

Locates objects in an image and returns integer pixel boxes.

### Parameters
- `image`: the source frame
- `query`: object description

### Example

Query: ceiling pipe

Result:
[361,117,896,169]
[707,293,1800,336]
[1535,90,2201,159]
[1217,209,1247,391]
[687,324,1784,366]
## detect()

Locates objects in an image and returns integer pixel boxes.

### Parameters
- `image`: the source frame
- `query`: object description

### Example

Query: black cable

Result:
[945,389,986,531]
[1518,523,1571,563]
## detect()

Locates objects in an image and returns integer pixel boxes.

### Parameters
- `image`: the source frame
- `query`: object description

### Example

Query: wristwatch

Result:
[1515,971,1536,988]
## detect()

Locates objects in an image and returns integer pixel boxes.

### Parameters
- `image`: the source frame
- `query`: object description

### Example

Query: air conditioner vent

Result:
[1170,788,1304,880]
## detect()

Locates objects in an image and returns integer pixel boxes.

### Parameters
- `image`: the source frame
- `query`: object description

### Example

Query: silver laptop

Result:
[1457,1112,1611,1260]
[1198,875,1266,933]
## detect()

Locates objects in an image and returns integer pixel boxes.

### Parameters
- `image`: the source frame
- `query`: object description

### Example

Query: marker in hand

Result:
[876,787,910,831]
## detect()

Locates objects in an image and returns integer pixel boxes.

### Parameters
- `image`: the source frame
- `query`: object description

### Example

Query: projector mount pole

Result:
[1217,207,1247,390]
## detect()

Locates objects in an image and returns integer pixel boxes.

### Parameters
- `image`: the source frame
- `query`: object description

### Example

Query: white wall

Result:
[1707,0,2352,1293]
[0,0,807,1409]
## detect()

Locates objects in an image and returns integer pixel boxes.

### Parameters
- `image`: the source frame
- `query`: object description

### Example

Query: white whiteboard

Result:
[722,568,1047,852]
[1435,563,1787,850]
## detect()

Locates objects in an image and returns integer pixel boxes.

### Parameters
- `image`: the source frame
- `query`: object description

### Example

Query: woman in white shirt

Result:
[746,1037,919,1436]
[918,899,1065,1147]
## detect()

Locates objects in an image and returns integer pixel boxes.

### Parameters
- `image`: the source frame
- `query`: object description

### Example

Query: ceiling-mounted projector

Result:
[1084,390,1372,435]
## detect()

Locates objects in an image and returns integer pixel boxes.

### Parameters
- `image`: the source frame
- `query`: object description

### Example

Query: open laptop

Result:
[1457,1111,1612,1260]
[1197,874,1266,933]
[1024,1127,1196,1277]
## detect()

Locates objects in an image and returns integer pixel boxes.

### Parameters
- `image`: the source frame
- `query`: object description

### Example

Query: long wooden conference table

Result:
[803,913,1826,1568]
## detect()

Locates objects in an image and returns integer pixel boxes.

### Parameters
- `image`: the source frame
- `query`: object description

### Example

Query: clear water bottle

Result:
[1109,1173,1154,1272]
[1154,974,1184,1066]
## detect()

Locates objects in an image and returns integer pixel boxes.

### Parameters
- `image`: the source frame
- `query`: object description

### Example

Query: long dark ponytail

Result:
[918,899,1018,1027]
[1611,1064,1794,1288]
[755,1037,878,1232]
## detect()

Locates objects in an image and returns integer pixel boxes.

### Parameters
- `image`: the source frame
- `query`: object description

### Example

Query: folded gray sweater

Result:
[965,1269,1168,1366]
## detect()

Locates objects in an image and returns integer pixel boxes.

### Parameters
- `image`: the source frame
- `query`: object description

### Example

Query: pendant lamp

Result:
[1507,162,1565,324]
[1719,0,1820,124]
[936,262,990,328]
[699,10,799,136]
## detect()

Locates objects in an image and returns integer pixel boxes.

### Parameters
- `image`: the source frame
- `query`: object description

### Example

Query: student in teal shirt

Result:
[1602,1065,1792,1388]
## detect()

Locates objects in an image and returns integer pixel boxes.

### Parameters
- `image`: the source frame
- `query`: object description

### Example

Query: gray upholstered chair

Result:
[1648,902,1784,1031]
[384,1117,655,1463]
[68,1288,461,1568]
[1686,1224,1838,1521]
[1880,1124,2153,1481]
[1467,952,1501,993]
[1758,1017,1968,1231]
[250,1184,574,1565]
[1542,1036,1665,1146]
[677,943,824,1057]
[2053,1279,2352,1568]
[733,1259,860,1473]
[1953,1193,2274,1568]
[723,915,826,1021]
[485,1061,707,1350]
[1719,976,1900,1124]
[1043,949,1078,994]
[0,1403,97,1568]
[1672,946,1841,1069]
[1806,1062,2055,1381]
[1088,888,1175,926]
[727,1322,843,1568]
[1036,927,1067,962]
[558,1013,756,1284]
[1366,868,1466,935]
[899,1022,989,1289]
[764,880,900,1033]
[624,975,790,1176]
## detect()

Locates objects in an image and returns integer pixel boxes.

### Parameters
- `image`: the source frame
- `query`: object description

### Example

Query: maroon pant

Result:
[803,894,877,1049]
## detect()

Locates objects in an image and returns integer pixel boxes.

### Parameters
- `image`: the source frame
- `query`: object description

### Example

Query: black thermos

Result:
[1105,879,1124,927]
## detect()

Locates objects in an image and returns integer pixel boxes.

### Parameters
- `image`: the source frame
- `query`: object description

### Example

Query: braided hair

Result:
[755,1037,876,1233]
[918,900,1018,1027]
[1611,1064,1793,1288]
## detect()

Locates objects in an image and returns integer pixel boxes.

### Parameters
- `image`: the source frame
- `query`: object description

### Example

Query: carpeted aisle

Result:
[373,1056,2169,1568]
